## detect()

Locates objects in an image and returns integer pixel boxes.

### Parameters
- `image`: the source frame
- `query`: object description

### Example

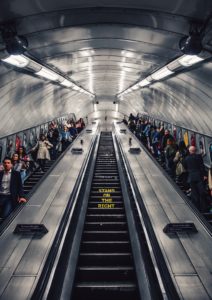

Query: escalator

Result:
[72,131,139,300]
[33,131,178,300]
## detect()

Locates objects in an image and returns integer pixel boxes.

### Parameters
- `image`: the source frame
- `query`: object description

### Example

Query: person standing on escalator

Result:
[182,146,207,212]
[31,134,53,172]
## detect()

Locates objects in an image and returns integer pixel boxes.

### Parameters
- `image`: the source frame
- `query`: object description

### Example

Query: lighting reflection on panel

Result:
[178,55,203,67]
[138,79,151,87]
[1,53,95,97]
[36,67,59,81]
[2,55,29,68]
[61,79,73,87]
[151,66,174,80]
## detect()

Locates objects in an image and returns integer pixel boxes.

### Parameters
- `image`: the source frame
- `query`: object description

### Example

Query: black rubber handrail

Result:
[30,131,99,300]
[114,130,181,300]
[122,124,212,236]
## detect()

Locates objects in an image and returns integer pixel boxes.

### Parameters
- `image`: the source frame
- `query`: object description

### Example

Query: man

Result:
[0,157,27,218]
[182,146,207,212]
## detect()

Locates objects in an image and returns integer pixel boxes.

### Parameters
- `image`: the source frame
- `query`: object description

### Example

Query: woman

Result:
[31,134,52,172]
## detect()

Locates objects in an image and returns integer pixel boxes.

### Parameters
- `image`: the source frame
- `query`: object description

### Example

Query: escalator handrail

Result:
[121,123,212,236]
[0,127,87,236]
[114,129,181,300]
[30,130,100,300]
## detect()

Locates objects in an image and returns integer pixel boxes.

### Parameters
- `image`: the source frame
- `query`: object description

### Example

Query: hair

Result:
[178,140,186,152]
[3,156,12,163]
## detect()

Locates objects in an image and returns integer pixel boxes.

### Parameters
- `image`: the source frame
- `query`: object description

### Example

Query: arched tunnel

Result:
[0,1,212,299]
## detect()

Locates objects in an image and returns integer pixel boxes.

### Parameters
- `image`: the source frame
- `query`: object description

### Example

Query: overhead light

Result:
[151,66,174,80]
[61,79,73,87]
[72,85,80,91]
[36,67,59,81]
[178,55,203,67]
[2,54,29,68]
[132,84,139,90]
[139,79,151,87]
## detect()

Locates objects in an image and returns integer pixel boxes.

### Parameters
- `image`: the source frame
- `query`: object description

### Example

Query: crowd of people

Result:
[0,117,85,219]
[125,113,212,213]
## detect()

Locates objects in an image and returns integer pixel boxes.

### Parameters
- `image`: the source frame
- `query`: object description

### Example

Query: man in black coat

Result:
[0,157,27,218]
[182,146,207,211]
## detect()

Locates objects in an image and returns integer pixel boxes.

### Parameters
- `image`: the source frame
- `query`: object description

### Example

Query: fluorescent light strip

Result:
[61,79,73,87]
[1,54,94,97]
[151,66,174,80]
[178,55,203,67]
[36,67,59,81]
[139,79,151,87]
[2,55,29,68]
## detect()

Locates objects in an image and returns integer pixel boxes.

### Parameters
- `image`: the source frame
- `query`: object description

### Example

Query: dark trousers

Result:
[0,194,13,218]
[190,181,207,212]
[38,159,46,171]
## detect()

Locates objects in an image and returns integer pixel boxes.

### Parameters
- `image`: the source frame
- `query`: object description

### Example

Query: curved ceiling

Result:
[0,0,212,136]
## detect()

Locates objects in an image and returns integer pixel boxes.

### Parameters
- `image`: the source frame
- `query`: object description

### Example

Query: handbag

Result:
[176,161,185,176]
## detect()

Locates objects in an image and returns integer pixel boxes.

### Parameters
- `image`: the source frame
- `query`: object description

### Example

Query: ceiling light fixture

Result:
[151,66,174,80]
[139,78,151,87]
[36,67,59,81]
[178,55,204,67]
[61,79,73,87]
[2,54,29,68]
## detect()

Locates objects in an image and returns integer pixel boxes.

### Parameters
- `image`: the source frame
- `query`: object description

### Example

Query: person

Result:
[60,125,71,152]
[11,152,28,183]
[47,123,60,160]
[0,157,27,218]
[182,146,207,212]
[31,134,53,172]
[173,140,189,184]
[76,118,85,133]
[165,139,177,176]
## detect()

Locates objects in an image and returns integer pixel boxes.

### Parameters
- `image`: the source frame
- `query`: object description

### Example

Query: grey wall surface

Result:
[120,61,212,136]
[0,66,93,138]
[0,0,211,137]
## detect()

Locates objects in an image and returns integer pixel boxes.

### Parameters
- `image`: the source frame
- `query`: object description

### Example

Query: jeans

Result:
[0,194,13,218]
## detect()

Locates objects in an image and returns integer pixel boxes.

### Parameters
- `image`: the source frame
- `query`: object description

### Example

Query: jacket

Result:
[0,170,25,204]
[182,154,205,183]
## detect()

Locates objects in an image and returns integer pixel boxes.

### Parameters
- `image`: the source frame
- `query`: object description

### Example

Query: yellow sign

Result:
[98,203,115,208]
[98,188,115,208]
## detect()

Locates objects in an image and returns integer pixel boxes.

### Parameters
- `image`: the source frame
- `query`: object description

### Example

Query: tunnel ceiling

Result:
[0,0,212,136]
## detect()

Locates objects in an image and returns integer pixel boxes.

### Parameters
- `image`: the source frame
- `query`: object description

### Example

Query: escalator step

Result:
[84,222,127,231]
[74,281,138,300]
[77,266,135,281]
[86,214,126,222]
[83,231,128,241]
[78,253,133,266]
[81,241,130,252]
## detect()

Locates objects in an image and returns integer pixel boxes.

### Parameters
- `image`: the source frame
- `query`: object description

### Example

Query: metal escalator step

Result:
[88,200,123,204]
[87,208,124,214]
[77,266,135,281]
[90,191,121,195]
[203,213,212,220]
[90,196,122,201]
[86,214,126,222]
[91,182,120,186]
[79,253,133,266]
[73,281,138,300]
[84,222,127,231]
[81,241,130,252]
[88,202,124,208]
[83,230,128,241]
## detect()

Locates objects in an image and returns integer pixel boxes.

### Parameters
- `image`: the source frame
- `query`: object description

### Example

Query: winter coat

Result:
[32,140,53,160]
